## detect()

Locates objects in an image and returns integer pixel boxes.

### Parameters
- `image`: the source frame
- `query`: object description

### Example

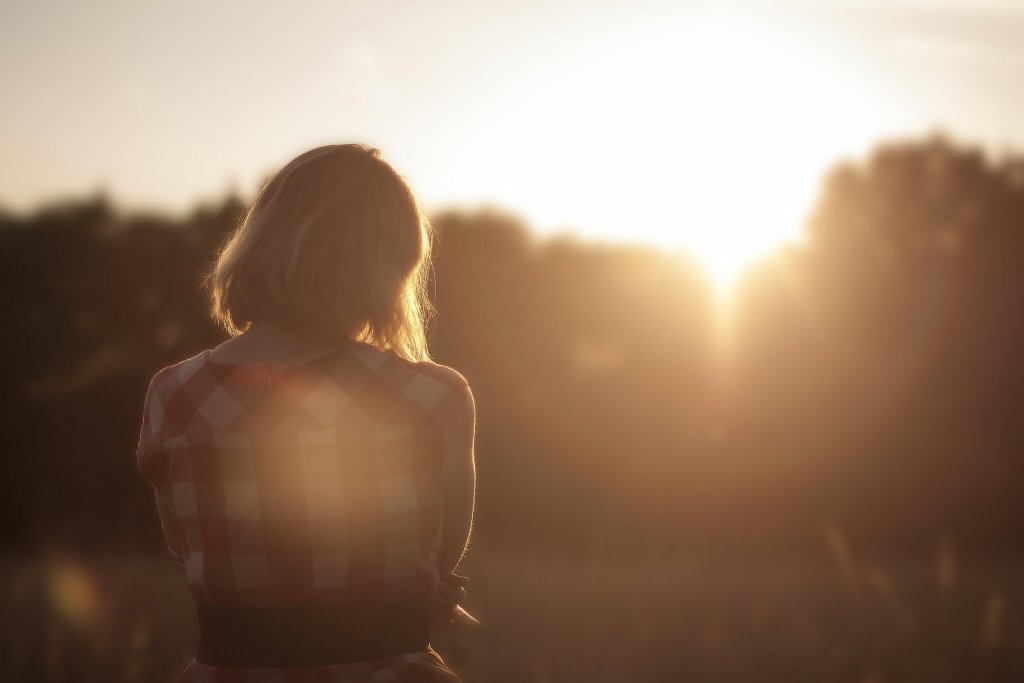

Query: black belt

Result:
[195,598,431,668]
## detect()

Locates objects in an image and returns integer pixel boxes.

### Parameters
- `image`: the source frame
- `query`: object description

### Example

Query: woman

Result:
[135,144,476,682]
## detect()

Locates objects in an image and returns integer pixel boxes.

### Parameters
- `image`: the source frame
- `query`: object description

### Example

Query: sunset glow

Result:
[467,13,885,294]
[3,0,1022,296]
[4,1,1024,681]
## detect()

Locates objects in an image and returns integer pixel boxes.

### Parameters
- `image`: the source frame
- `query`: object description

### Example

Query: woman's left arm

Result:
[154,489,185,570]
[137,370,185,570]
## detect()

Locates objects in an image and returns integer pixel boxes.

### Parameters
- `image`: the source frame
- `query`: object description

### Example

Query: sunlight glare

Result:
[466,11,880,298]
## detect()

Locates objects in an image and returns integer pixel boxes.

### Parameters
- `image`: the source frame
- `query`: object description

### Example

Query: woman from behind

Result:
[135,144,476,682]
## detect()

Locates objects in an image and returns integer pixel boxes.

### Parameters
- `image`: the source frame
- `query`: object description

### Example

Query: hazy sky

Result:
[3,0,1023,269]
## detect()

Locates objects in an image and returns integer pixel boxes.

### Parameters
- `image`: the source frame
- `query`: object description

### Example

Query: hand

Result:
[428,571,470,636]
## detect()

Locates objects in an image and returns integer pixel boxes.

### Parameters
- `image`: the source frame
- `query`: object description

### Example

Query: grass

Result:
[1,534,1021,682]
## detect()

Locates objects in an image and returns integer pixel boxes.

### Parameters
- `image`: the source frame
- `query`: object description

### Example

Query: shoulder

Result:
[411,361,473,405]
[346,345,473,427]
[412,361,471,393]
[137,353,204,469]
[145,350,208,404]
[403,360,474,431]
[140,350,214,437]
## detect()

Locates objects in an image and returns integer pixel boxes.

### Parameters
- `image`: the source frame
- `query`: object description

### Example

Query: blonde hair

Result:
[202,144,434,362]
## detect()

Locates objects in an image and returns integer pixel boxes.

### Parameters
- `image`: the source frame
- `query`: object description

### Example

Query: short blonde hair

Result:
[202,144,434,362]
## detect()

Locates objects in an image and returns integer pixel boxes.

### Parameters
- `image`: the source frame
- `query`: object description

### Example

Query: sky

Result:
[2,0,1023,277]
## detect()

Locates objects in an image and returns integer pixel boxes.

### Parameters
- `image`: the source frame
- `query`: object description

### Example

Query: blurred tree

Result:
[0,134,1021,559]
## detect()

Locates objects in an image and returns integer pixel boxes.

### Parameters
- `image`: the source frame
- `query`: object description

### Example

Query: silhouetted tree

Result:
[1,133,1021,558]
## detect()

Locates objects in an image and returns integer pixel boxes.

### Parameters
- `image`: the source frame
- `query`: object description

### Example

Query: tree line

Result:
[1,133,1021,559]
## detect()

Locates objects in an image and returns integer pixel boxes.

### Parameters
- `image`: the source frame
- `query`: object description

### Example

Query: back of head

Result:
[204,144,434,362]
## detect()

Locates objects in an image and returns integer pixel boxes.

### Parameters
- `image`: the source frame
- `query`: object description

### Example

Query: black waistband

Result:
[195,598,430,668]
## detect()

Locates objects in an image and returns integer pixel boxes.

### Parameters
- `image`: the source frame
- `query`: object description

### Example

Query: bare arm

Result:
[437,382,476,576]
[137,371,185,570]
[154,489,185,570]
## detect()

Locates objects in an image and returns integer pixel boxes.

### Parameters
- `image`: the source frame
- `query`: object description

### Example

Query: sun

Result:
[459,11,876,297]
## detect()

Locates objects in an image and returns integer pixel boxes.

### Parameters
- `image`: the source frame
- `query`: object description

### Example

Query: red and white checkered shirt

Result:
[136,341,471,683]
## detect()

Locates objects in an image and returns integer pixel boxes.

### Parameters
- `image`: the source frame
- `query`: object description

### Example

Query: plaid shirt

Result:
[136,341,470,683]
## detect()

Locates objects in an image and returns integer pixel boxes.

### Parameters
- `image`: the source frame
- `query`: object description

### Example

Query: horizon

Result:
[3,3,1024,678]
[4,0,1024,283]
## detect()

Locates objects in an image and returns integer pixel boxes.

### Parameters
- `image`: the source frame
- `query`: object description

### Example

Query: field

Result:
[2,538,1021,682]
